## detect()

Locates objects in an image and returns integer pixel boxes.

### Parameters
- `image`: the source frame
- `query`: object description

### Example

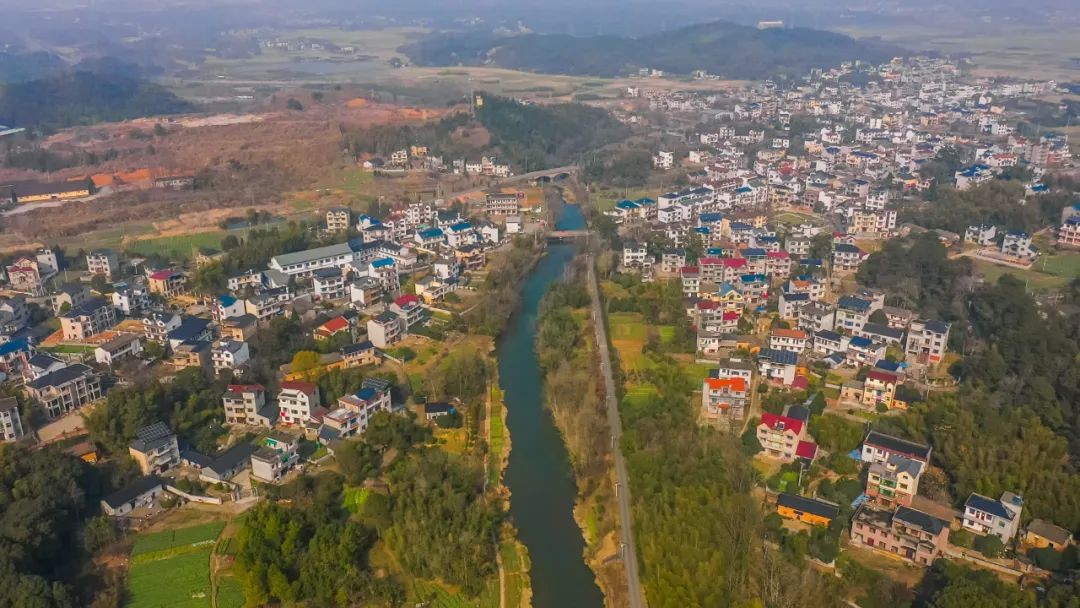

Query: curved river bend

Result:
[497,203,605,608]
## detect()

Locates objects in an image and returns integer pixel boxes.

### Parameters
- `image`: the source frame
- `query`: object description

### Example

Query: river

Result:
[497,202,605,608]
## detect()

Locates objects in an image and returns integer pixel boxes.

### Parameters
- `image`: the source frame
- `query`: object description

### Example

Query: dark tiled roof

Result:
[864,431,931,461]
[759,348,798,366]
[102,475,163,509]
[895,506,948,535]
[26,363,94,390]
[861,322,903,340]
[965,493,1014,520]
[777,493,839,520]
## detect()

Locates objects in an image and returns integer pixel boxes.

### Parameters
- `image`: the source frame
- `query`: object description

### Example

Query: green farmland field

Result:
[126,547,214,608]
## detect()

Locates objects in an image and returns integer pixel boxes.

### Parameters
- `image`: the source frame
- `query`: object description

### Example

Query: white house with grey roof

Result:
[963,491,1023,542]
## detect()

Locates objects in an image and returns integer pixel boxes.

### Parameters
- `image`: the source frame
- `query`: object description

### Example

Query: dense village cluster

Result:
[600,56,1078,576]
[0,187,535,515]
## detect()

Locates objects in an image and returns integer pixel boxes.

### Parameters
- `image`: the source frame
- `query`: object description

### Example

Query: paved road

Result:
[586,255,646,608]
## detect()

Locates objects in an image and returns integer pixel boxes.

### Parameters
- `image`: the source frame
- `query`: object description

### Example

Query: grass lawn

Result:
[42,344,94,354]
[126,547,213,608]
[435,426,468,455]
[317,166,375,198]
[973,259,1068,291]
[1039,252,1080,279]
[591,188,652,212]
[128,231,234,260]
[774,211,819,226]
[681,362,713,386]
[132,522,227,558]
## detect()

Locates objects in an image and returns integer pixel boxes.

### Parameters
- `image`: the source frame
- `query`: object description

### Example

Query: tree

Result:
[286,98,304,111]
[741,423,763,455]
[290,350,321,373]
[974,534,1005,558]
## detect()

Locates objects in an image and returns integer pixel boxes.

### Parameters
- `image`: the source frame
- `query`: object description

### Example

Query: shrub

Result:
[973,534,1004,558]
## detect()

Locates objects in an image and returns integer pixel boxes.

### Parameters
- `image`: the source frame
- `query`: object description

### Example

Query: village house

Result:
[24,363,101,419]
[861,431,932,469]
[221,315,258,342]
[94,333,143,366]
[964,224,997,247]
[128,422,180,475]
[1001,231,1036,259]
[58,298,115,342]
[367,311,405,348]
[336,379,393,434]
[962,491,1023,543]
[0,397,24,442]
[700,374,748,430]
[101,475,165,517]
[147,269,187,298]
[850,505,950,565]
[341,340,380,368]
[776,493,839,527]
[799,303,836,334]
[1023,520,1073,552]
[222,384,275,427]
[835,296,872,332]
[757,348,799,386]
[905,319,950,365]
[769,328,808,353]
[278,381,322,426]
[251,431,301,483]
[756,411,813,462]
[866,453,923,507]
[86,249,120,279]
[212,340,251,375]
[326,207,351,233]
[622,241,650,268]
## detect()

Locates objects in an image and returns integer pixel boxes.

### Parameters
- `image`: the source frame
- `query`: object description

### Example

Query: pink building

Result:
[850,505,950,566]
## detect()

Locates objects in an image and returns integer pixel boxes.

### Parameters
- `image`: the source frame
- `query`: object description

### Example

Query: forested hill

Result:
[402,21,903,79]
[0,69,194,130]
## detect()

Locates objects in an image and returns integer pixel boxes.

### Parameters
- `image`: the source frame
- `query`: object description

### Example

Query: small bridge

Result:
[547,230,589,240]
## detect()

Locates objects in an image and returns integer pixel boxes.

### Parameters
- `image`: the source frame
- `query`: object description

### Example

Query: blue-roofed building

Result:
[962,491,1023,542]
[336,380,393,434]
[414,227,446,249]
[757,348,799,385]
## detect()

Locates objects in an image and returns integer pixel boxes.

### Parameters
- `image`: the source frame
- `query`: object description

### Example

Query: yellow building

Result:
[776,493,839,527]
[3,179,92,204]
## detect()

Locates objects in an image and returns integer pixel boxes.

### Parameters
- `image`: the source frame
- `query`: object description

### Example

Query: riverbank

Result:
[534,275,631,608]
[498,200,606,608]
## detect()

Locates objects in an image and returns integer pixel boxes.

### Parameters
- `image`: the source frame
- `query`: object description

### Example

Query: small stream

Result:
[497,202,605,608]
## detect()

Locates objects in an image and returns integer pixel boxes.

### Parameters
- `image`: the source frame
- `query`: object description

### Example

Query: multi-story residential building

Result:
[866,453,923,507]
[221,314,258,342]
[341,340,380,368]
[965,224,997,246]
[278,381,322,425]
[1059,204,1080,248]
[850,505,950,566]
[905,319,950,365]
[390,294,426,329]
[167,340,212,374]
[269,241,360,277]
[326,207,351,233]
[86,249,119,279]
[757,348,799,386]
[60,298,116,341]
[112,281,151,315]
[251,431,301,483]
[785,236,811,256]
[769,328,808,353]
[222,384,274,426]
[756,412,810,462]
[337,379,393,434]
[482,192,522,215]
[862,369,900,408]
[861,431,932,469]
[832,243,866,273]
[312,267,347,300]
[24,363,101,418]
[1001,231,1036,258]
[835,296,872,332]
[127,422,180,475]
[799,302,835,333]
[147,269,187,298]
[622,241,649,267]
[660,250,686,273]
[812,330,849,357]
[700,374,748,430]
[367,311,404,348]
[962,492,1023,543]
[0,397,24,442]
[212,340,250,375]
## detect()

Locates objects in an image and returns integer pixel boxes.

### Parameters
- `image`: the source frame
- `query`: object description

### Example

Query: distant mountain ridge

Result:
[402,21,903,79]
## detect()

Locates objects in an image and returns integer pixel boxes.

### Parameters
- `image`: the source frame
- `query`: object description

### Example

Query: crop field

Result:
[126,547,214,608]
[1040,252,1080,279]
[488,389,506,487]
[973,259,1068,291]
[132,522,226,557]
[608,312,647,341]
[214,577,245,608]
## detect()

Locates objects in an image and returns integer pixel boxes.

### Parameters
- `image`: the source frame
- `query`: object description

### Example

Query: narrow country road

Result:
[586,253,646,608]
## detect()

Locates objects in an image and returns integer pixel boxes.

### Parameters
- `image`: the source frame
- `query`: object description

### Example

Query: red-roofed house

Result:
[314,315,353,340]
[795,440,818,462]
[278,381,322,425]
[757,413,807,462]
[765,250,792,278]
[390,293,425,328]
[147,269,186,298]
[863,369,900,409]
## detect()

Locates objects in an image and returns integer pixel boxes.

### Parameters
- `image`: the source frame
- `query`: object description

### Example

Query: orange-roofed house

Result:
[313,316,353,341]
[701,374,748,429]
[769,328,808,353]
